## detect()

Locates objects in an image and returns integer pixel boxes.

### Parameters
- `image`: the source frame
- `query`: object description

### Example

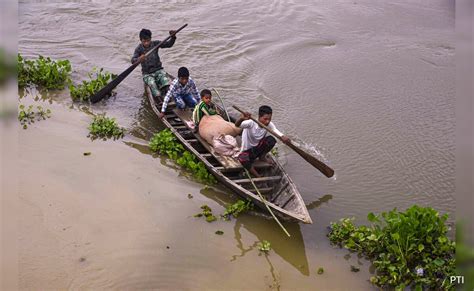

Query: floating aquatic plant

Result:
[88,113,125,140]
[18,104,51,129]
[257,240,271,253]
[69,67,117,102]
[222,199,253,220]
[328,205,455,290]
[18,54,71,89]
[149,129,216,185]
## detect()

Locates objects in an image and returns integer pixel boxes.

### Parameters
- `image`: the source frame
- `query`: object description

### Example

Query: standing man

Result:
[131,28,176,100]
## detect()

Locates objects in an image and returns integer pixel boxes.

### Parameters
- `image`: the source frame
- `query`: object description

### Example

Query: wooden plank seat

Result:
[232,175,282,184]
[214,160,274,172]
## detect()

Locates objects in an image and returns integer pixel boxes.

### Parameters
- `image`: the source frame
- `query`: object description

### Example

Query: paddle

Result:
[90,23,188,103]
[232,105,335,178]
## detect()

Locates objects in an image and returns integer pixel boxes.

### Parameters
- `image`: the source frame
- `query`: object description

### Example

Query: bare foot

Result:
[249,167,261,178]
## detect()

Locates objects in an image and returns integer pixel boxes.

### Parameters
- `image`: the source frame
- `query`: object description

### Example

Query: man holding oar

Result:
[131,28,177,101]
[235,105,290,177]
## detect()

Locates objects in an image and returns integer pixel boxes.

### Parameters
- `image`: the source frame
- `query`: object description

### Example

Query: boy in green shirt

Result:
[192,89,217,126]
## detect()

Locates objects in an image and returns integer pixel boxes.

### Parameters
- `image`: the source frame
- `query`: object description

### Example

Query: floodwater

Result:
[18,0,454,290]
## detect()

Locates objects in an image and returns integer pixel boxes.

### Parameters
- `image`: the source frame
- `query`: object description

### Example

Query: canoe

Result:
[145,75,312,224]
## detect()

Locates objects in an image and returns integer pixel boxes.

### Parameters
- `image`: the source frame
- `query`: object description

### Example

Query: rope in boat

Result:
[244,168,291,237]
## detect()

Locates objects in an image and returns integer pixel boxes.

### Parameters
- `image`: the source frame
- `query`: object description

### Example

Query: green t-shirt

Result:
[192,101,217,124]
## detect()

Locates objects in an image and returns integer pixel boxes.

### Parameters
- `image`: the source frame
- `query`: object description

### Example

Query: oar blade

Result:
[90,62,140,103]
[232,104,334,178]
[288,142,334,178]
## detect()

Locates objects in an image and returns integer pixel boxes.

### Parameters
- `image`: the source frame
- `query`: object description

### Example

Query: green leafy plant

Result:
[88,113,125,140]
[18,53,71,89]
[317,267,324,275]
[222,199,254,219]
[69,67,117,101]
[149,129,216,185]
[215,230,224,235]
[194,205,217,223]
[257,240,271,253]
[271,147,279,157]
[18,104,52,129]
[327,205,455,290]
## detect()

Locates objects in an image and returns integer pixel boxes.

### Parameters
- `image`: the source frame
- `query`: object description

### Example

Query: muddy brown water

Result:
[18,0,454,289]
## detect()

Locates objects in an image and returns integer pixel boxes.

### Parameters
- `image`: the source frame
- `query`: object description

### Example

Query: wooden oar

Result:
[90,23,188,103]
[233,105,335,178]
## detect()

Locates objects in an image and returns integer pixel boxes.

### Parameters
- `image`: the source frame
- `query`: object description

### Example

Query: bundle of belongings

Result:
[198,115,242,157]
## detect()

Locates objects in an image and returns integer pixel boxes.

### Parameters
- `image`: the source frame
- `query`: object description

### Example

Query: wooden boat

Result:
[145,76,312,224]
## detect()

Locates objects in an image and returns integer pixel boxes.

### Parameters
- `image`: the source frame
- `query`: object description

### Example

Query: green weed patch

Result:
[222,199,253,220]
[18,54,71,89]
[18,104,51,129]
[69,67,116,102]
[149,129,216,185]
[328,205,455,290]
[258,240,271,253]
[88,113,125,140]
[194,205,217,222]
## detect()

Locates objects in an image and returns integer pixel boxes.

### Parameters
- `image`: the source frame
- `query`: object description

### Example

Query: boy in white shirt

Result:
[235,105,290,177]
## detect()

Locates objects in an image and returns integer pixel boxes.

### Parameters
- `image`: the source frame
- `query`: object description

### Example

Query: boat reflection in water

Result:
[200,187,310,276]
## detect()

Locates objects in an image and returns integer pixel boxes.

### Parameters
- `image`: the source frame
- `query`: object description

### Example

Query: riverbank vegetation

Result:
[328,205,455,290]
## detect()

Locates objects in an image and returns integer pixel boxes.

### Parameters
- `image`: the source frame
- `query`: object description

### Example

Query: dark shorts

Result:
[237,136,276,169]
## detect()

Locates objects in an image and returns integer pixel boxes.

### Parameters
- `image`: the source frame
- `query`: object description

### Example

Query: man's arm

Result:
[159,31,177,48]
[268,122,290,144]
[235,112,251,127]
[131,46,142,64]
[189,79,200,102]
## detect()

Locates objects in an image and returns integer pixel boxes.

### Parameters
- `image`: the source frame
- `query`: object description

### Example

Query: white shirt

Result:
[239,120,283,151]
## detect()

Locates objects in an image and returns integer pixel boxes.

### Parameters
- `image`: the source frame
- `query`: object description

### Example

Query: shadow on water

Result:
[306,194,333,210]
[199,187,310,277]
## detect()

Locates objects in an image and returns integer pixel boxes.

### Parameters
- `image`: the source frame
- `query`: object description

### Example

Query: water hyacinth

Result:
[327,205,455,290]
[149,129,216,185]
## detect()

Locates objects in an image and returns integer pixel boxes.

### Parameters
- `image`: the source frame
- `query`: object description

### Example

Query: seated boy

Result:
[159,67,200,118]
[192,89,218,126]
[235,105,290,177]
